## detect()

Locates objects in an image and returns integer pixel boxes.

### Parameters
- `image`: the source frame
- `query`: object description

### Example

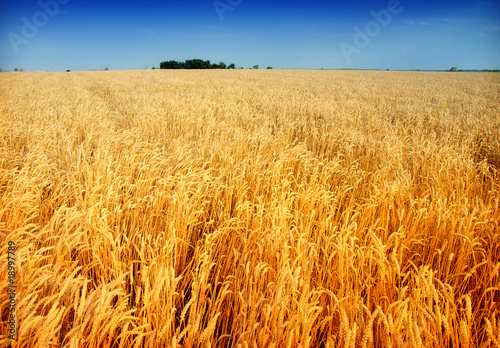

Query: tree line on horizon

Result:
[159,59,236,70]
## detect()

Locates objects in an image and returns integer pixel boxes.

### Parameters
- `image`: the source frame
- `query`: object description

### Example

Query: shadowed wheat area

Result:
[0,70,499,347]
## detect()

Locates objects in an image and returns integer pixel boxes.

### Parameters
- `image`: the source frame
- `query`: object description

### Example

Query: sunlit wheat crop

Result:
[1,70,499,347]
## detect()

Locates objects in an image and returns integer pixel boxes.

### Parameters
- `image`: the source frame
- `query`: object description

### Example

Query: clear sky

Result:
[0,0,499,71]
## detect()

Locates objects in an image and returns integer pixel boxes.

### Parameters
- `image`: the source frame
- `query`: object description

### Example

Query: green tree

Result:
[160,59,234,69]
[267,67,273,69]
[186,59,211,69]
[253,65,259,69]
[450,67,458,72]
[160,60,184,69]
[14,68,19,72]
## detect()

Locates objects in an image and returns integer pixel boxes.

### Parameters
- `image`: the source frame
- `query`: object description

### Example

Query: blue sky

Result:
[0,0,499,71]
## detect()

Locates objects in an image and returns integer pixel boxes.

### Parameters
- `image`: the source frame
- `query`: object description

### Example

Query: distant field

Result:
[1,70,499,347]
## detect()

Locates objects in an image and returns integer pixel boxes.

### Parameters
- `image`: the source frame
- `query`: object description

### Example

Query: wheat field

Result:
[0,70,499,347]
